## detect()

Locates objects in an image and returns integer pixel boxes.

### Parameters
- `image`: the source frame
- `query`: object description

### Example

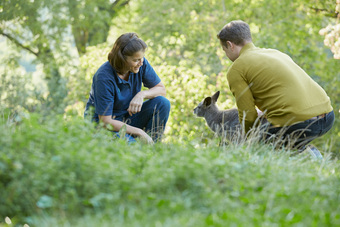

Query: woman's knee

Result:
[153,96,171,111]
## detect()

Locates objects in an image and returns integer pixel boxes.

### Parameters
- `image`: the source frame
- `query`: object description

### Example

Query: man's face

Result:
[221,41,238,62]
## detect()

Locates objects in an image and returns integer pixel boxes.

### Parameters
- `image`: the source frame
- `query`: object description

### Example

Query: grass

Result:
[1,114,340,226]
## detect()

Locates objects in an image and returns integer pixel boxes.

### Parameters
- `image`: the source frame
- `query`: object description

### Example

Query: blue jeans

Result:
[115,96,171,143]
[264,111,335,150]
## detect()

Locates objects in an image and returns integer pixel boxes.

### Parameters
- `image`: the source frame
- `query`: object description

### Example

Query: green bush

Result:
[74,0,340,153]
[1,114,340,226]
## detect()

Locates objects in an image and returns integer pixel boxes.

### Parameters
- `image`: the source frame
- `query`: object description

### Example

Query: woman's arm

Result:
[127,82,166,116]
[99,115,153,144]
[140,81,166,98]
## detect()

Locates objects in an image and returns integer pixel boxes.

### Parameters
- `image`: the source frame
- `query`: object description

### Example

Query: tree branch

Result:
[310,7,339,18]
[112,0,130,8]
[107,0,130,14]
[0,30,39,56]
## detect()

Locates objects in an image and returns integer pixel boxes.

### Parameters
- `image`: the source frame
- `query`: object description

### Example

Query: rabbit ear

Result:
[203,97,212,106]
[212,91,220,103]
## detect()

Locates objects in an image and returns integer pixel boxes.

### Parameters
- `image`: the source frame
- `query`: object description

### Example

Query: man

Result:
[217,20,334,153]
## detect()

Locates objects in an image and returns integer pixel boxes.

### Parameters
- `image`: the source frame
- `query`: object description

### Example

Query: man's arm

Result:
[227,69,258,134]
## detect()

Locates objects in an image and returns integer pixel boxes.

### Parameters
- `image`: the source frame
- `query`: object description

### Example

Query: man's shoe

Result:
[305,145,323,160]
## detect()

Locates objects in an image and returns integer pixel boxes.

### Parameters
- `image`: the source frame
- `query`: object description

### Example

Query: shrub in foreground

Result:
[1,114,340,226]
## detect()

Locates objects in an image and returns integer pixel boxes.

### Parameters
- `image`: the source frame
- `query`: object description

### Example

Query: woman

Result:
[84,33,170,143]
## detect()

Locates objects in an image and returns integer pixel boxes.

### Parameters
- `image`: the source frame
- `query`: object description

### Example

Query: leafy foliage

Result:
[1,0,339,150]
[0,0,129,113]
[79,0,339,150]
[1,1,340,224]
[319,0,340,59]
[1,114,340,226]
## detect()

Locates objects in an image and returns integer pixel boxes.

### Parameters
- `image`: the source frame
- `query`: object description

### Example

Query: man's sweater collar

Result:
[240,42,255,56]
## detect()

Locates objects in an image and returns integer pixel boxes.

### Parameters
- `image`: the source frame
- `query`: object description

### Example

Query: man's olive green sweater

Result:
[227,43,333,133]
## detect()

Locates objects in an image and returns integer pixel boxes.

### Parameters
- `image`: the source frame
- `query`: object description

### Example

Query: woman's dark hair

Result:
[217,20,252,47]
[108,33,147,74]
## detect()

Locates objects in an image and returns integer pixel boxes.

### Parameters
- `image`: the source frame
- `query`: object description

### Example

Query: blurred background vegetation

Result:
[1,1,340,225]
[1,0,339,152]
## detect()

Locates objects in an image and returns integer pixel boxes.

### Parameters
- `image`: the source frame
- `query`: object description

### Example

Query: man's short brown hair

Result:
[217,20,252,47]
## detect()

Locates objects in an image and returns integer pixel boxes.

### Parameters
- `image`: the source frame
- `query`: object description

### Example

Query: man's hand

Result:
[257,109,265,118]
[127,91,144,116]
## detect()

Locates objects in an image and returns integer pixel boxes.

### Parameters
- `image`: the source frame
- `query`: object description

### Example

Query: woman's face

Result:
[125,51,145,73]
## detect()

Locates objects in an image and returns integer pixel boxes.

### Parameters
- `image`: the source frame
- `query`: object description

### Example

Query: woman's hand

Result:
[127,82,166,116]
[137,129,154,144]
[127,91,145,116]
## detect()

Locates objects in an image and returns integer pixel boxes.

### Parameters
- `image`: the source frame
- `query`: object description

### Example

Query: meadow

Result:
[1,114,340,226]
